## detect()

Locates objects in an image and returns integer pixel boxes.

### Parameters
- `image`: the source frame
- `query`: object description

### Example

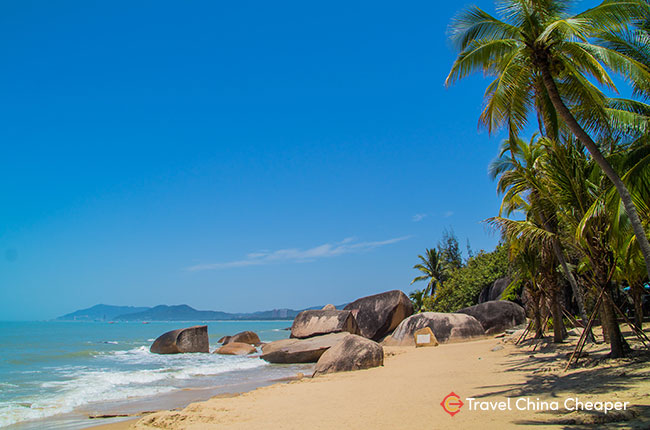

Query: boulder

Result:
[314,334,384,376]
[457,300,526,335]
[261,332,349,364]
[343,290,414,341]
[220,331,260,346]
[150,325,209,354]
[387,312,485,346]
[214,342,257,355]
[413,327,438,347]
[290,310,360,339]
[322,304,336,310]
[478,277,511,303]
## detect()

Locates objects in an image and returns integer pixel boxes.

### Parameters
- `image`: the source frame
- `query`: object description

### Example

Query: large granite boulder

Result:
[478,277,511,303]
[387,312,485,346]
[457,300,526,335]
[343,290,414,341]
[261,332,349,364]
[214,342,257,355]
[150,325,209,354]
[218,331,260,346]
[322,304,336,310]
[314,334,383,376]
[290,310,360,339]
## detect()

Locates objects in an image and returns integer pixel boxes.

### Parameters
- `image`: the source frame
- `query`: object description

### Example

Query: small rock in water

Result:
[296,372,304,380]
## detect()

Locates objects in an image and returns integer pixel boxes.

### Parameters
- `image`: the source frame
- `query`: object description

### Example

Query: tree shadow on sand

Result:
[468,333,650,428]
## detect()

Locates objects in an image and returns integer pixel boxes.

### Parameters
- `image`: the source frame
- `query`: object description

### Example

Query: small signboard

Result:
[416,334,431,344]
[414,327,439,347]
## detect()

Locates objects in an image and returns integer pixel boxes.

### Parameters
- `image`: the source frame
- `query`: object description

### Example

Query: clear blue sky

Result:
[0,0,523,320]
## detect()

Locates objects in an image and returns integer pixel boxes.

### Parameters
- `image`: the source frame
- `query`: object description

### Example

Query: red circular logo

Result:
[441,392,464,417]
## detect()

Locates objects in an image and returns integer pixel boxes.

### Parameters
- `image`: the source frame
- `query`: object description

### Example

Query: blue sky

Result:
[0,0,526,320]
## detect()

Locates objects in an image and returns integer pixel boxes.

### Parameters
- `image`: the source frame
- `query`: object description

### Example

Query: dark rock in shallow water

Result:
[314,334,383,376]
[261,332,349,364]
[343,290,414,341]
[290,310,360,339]
[214,342,257,355]
[150,325,209,354]
[219,331,261,346]
[387,312,485,346]
[457,300,526,335]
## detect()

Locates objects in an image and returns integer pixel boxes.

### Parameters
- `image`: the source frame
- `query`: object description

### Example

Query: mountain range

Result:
[56,303,344,321]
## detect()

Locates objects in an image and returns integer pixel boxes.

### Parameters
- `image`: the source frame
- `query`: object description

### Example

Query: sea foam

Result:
[0,346,267,427]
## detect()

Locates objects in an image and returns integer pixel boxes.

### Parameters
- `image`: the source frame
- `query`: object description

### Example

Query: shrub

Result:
[423,243,509,312]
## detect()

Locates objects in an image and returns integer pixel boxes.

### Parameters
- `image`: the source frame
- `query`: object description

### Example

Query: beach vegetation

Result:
[445,0,650,357]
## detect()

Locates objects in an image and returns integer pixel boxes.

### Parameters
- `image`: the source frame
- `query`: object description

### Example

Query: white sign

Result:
[416,334,431,344]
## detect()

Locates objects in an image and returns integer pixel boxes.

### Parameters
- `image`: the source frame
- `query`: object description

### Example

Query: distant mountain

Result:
[57,304,151,321]
[114,304,234,321]
[57,303,347,321]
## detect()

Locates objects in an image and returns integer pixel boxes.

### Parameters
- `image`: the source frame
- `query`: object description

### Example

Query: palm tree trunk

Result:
[632,284,644,330]
[551,237,589,323]
[534,293,544,339]
[540,66,650,281]
[536,209,590,328]
[551,284,564,343]
[601,289,626,358]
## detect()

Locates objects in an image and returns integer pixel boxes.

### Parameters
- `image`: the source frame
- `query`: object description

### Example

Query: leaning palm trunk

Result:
[632,284,644,330]
[540,65,650,281]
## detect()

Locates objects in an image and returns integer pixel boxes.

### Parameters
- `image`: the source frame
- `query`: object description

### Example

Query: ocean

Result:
[0,320,307,429]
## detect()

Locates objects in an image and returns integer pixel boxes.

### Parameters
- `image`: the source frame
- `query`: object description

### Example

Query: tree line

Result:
[411,0,649,358]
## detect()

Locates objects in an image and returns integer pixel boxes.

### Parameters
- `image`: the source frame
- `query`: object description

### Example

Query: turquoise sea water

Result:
[0,320,301,428]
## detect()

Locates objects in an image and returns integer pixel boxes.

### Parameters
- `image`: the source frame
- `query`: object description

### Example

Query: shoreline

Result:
[5,365,310,430]
[80,328,650,430]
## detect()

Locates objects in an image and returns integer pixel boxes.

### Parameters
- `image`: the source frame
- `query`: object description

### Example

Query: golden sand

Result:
[82,328,650,429]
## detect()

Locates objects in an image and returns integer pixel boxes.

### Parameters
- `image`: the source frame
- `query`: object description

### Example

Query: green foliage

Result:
[423,243,509,312]
[408,289,425,313]
[438,228,463,271]
[410,248,447,298]
[501,278,523,302]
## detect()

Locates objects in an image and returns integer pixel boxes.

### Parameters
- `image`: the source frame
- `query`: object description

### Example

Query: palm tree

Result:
[490,135,576,341]
[409,289,426,313]
[446,0,650,280]
[411,248,446,298]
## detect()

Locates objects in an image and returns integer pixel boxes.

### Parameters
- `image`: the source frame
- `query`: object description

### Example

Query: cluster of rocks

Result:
[259,290,413,375]
[149,286,526,377]
[149,327,262,355]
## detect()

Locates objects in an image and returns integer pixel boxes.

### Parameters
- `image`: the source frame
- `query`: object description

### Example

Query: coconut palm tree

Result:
[409,289,426,313]
[490,134,637,356]
[411,248,446,298]
[490,135,577,341]
[446,0,650,280]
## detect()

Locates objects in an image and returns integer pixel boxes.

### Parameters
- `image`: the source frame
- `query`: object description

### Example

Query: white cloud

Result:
[186,236,411,271]
[443,211,455,218]
[412,213,427,222]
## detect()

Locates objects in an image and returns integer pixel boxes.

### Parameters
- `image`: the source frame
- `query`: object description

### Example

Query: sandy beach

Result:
[82,328,650,430]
